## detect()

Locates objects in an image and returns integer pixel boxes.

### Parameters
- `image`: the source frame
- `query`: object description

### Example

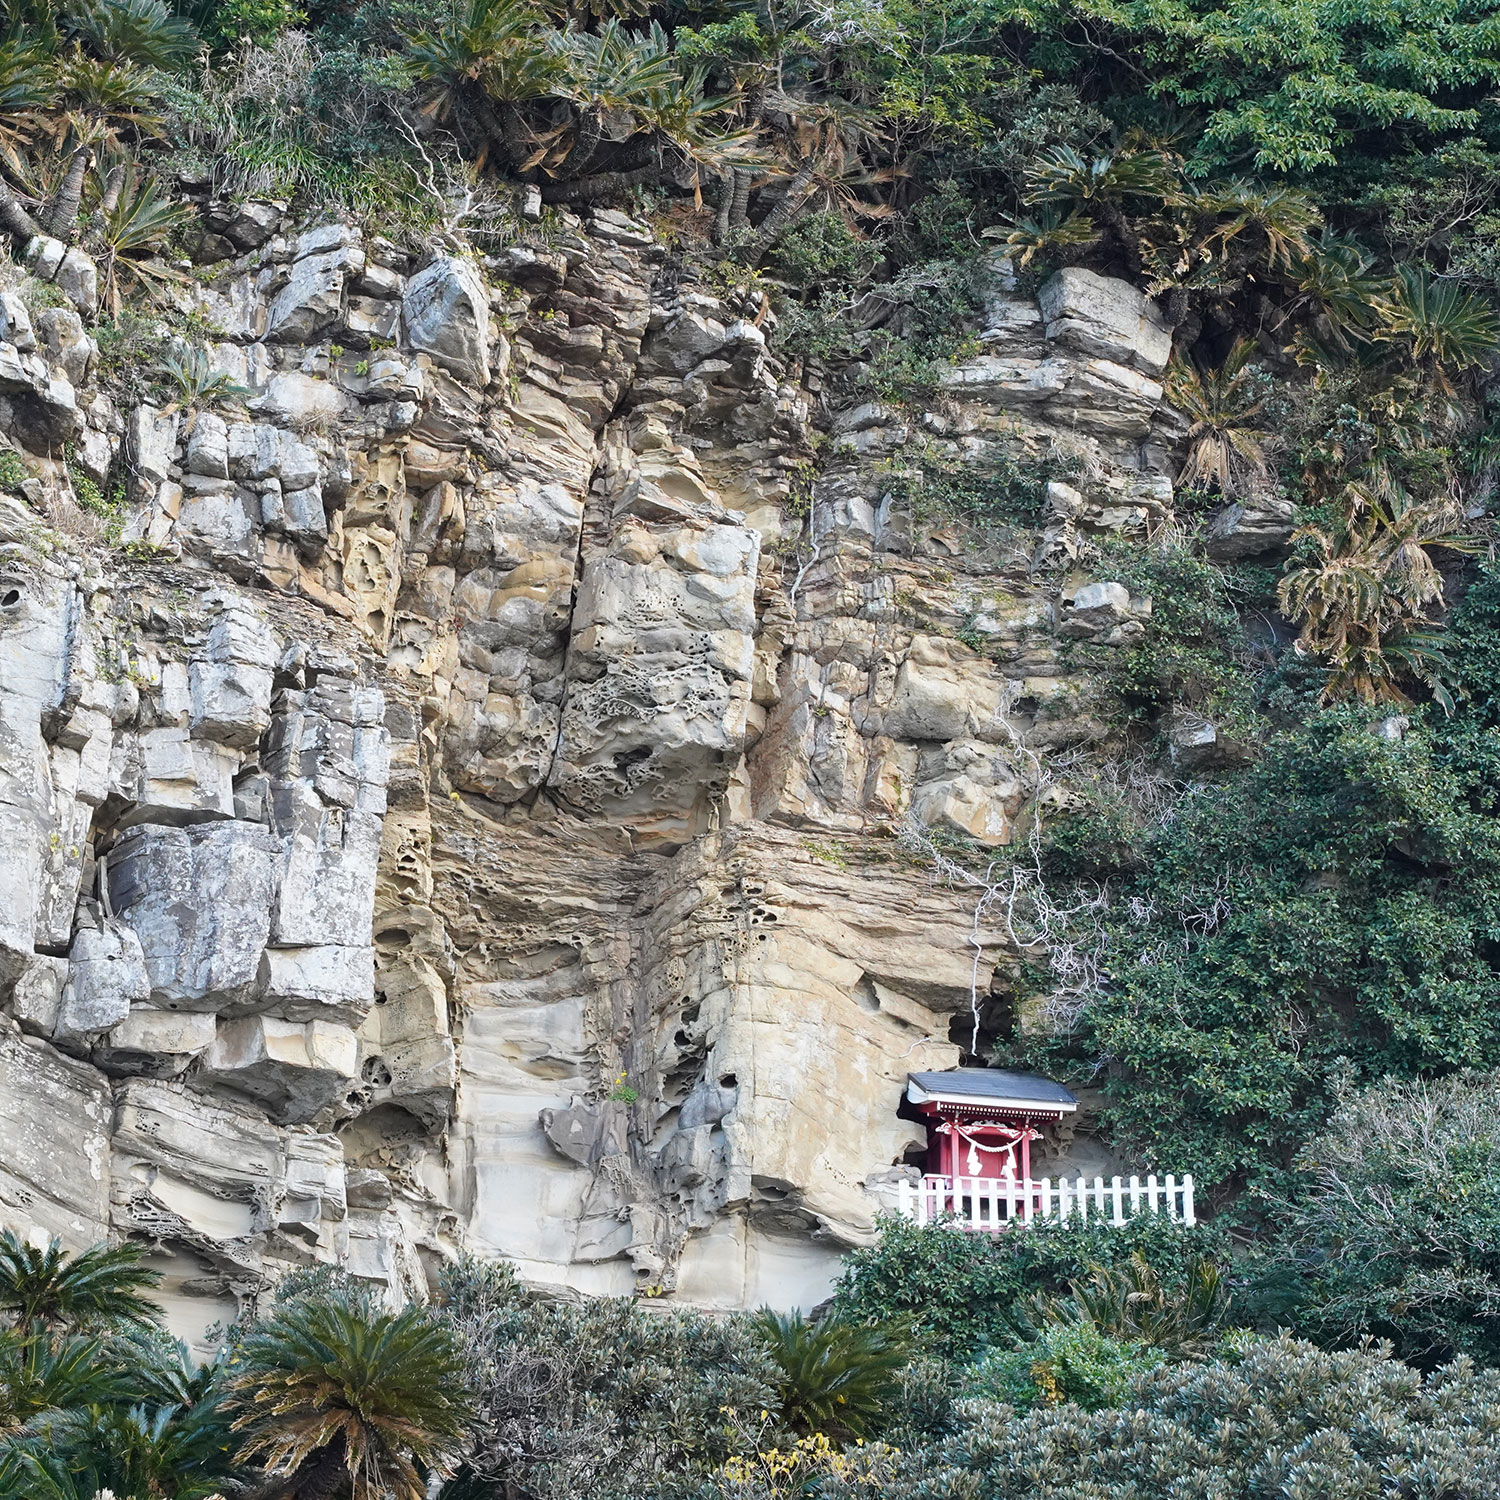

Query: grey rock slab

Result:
[185,412,230,478]
[107,822,278,1010]
[1038,267,1171,376]
[0,1018,111,1247]
[55,248,98,317]
[0,290,34,351]
[402,255,490,388]
[197,1014,359,1123]
[56,920,151,1042]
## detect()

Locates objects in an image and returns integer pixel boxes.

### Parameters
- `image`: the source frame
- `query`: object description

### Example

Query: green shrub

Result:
[768,213,882,290]
[1255,1070,1500,1364]
[439,1259,777,1500]
[832,1335,1500,1500]
[831,1215,1223,1360]
[965,1322,1162,1412]
[203,0,308,48]
[0,450,26,491]
[1070,532,1262,734]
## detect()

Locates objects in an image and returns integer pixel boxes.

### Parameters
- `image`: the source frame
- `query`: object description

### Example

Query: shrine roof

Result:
[907,1069,1078,1112]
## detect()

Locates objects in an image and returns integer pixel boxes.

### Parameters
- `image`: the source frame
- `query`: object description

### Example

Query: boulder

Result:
[0,290,34,352]
[126,404,180,490]
[1059,580,1151,643]
[206,198,285,251]
[267,245,362,342]
[107,822,279,1010]
[1204,493,1298,560]
[1038,268,1171,376]
[198,1014,359,1122]
[35,308,93,387]
[95,1007,216,1076]
[8,953,66,1036]
[402,255,491,387]
[189,598,278,748]
[56,920,152,1043]
[185,412,230,479]
[55,248,98,317]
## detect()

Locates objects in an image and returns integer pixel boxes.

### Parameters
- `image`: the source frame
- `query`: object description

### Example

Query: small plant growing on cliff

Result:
[0,451,25,492]
[159,348,251,414]
[608,1073,640,1104]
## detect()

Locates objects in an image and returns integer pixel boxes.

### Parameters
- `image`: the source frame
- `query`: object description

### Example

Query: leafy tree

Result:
[1258,1071,1500,1364]
[1035,567,1500,1198]
[1006,0,1500,174]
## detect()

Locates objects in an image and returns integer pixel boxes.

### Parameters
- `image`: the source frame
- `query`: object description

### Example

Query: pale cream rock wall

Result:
[0,204,1207,1324]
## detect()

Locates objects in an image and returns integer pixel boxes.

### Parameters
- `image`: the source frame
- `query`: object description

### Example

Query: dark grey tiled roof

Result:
[908,1069,1077,1108]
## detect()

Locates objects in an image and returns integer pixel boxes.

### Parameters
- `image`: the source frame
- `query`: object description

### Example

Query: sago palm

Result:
[1279,482,1475,708]
[1195,179,1319,272]
[1165,338,1271,496]
[1022,1253,1230,1359]
[0,1329,129,1434]
[0,34,55,120]
[1289,235,1387,358]
[1377,264,1500,393]
[26,1395,239,1500]
[1025,145,1176,277]
[404,0,560,169]
[93,164,192,312]
[230,1297,474,1500]
[749,1308,910,1441]
[0,1232,160,1335]
[989,205,1096,268]
[62,0,198,70]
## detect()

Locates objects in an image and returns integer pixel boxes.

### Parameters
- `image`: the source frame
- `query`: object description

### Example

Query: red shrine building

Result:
[896,1067,1196,1231]
[906,1068,1078,1184]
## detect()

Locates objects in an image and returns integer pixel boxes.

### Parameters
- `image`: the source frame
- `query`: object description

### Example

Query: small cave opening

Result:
[947,968,1021,1063]
[361,1056,393,1087]
[718,1073,738,1090]
[0,587,20,608]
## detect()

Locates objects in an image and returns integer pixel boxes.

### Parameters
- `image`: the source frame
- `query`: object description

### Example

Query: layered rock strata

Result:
[0,204,1250,1331]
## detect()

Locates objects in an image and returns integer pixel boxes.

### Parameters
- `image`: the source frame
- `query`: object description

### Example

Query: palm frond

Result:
[0,1233,160,1335]
[230,1297,473,1500]
[749,1308,909,1441]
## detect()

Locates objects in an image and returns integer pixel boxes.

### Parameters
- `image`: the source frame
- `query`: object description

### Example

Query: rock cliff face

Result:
[0,204,1217,1343]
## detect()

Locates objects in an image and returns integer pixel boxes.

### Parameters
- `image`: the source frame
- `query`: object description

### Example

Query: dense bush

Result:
[829,1334,1500,1500]
[1025,563,1500,1200]
[832,1214,1222,1359]
[1254,1071,1500,1365]
[964,1321,1162,1412]
[440,1258,777,1500]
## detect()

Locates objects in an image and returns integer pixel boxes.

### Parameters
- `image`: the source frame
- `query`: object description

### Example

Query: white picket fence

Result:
[894,1172,1196,1232]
